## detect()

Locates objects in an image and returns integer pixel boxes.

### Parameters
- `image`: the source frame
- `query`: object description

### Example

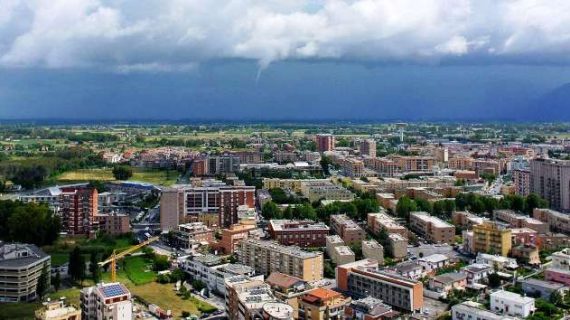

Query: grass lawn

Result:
[57,168,114,181]
[57,168,177,186]
[0,302,41,320]
[123,255,156,285]
[43,234,136,267]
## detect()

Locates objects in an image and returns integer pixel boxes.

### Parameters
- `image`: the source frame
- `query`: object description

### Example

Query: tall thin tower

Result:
[396,123,407,143]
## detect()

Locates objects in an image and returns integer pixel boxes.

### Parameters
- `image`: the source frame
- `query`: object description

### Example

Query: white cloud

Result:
[0,0,569,70]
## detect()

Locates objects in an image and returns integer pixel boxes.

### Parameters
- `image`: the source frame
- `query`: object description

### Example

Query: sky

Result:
[1,0,570,121]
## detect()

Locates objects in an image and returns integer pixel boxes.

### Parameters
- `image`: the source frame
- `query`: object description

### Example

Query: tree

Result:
[320,156,331,176]
[52,271,61,292]
[112,165,133,180]
[191,279,206,291]
[488,272,501,288]
[153,255,170,271]
[261,201,281,220]
[415,198,433,214]
[68,247,85,283]
[88,180,106,193]
[36,263,50,300]
[1,201,61,246]
[396,196,417,222]
[297,204,317,220]
[89,252,101,283]
[525,193,548,214]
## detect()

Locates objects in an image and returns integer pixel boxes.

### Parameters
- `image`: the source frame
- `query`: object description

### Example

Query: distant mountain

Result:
[525,83,570,121]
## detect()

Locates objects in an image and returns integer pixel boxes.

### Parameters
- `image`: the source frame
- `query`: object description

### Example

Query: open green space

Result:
[123,255,156,285]
[56,167,178,186]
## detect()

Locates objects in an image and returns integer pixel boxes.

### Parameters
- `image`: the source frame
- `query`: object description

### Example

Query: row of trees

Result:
[394,192,549,222]
[0,200,61,246]
[455,193,548,215]
[261,195,380,223]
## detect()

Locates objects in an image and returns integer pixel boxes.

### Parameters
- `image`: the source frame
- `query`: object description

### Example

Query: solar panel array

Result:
[101,284,126,298]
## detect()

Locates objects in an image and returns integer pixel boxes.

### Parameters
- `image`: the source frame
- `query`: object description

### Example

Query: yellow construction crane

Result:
[98,236,160,282]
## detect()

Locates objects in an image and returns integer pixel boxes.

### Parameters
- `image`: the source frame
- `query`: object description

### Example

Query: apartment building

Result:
[173,222,214,249]
[80,282,132,320]
[362,240,384,265]
[35,299,81,320]
[219,224,257,254]
[330,214,366,245]
[409,212,455,244]
[533,208,570,233]
[545,249,570,285]
[490,290,535,318]
[367,212,408,237]
[96,212,130,235]
[472,221,512,256]
[316,134,335,153]
[394,156,435,172]
[336,259,423,312]
[513,168,531,196]
[179,254,255,295]
[530,158,570,211]
[493,210,549,233]
[300,181,354,203]
[452,211,487,228]
[0,243,51,302]
[262,178,328,193]
[364,158,399,177]
[268,220,330,247]
[340,158,366,178]
[59,187,99,235]
[331,246,356,266]
[388,233,408,260]
[298,288,352,320]
[359,139,376,158]
[160,182,256,229]
[238,239,323,281]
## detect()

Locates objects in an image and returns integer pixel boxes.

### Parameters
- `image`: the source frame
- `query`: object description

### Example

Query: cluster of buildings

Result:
[19,184,132,236]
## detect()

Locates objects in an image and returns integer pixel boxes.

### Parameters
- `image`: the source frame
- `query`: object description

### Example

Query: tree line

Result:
[395,192,548,222]
[0,200,61,246]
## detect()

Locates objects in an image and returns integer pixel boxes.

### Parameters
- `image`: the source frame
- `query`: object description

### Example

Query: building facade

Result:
[0,243,50,302]
[238,239,323,281]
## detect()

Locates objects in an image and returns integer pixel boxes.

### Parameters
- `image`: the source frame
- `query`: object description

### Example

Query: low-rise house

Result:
[475,253,518,271]
[545,248,570,285]
[344,297,399,320]
[418,253,450,274]
[391,261,424,280]
[490,290,535,318]
[521,278,569,300]
[461,263,491,285]
[35,299,81,320]
[511,244,540,265]
[266,272,312,319]
[299,288,352,320]
[452,301,513,320]
[429,272,468,296]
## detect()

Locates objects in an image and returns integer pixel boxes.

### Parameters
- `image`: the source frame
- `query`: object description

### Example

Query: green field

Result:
[123,255,156,285]
[56,167,178,186]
